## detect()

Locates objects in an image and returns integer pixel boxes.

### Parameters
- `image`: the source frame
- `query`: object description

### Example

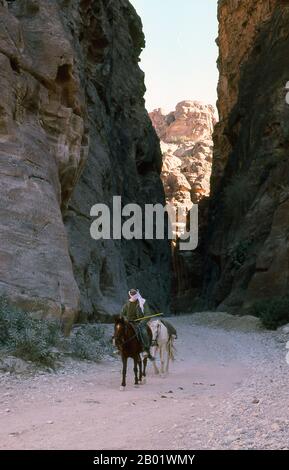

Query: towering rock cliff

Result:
[205,0,289,312]
[0,0,170,324]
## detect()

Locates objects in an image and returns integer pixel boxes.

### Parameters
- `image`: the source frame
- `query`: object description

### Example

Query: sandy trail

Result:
[1,314,289,450]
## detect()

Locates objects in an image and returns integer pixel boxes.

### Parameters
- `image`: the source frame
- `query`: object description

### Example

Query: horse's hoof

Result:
[119,386,125,391]
[141,378,146,384]
[134,384,140,388]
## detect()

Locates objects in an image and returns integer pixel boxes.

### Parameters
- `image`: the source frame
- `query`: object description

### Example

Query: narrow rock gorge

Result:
[150,101,216,311]
[204,0,289,312]
[1,0,288,324]
[0,0,170,325]
[150,0,289,315]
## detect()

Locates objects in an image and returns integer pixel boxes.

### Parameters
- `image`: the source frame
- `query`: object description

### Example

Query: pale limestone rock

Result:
[150,101,216,214]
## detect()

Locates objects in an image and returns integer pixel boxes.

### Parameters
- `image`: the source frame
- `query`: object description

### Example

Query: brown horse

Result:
[114,317,151,390]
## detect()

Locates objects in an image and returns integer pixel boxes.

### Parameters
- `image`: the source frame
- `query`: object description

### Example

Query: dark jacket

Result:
[121,300,151,322]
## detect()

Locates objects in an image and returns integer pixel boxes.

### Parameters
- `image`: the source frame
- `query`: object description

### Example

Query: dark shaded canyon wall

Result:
[204,0,289,312]
[63,0,171,319]
[0,0,171,324]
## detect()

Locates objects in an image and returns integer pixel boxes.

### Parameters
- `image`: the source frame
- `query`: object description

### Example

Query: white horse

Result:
[148,319,176,375]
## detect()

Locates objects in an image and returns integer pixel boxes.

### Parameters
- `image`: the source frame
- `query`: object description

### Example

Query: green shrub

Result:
[65,324,113,362]
[0,298,61,368]
[0,298,113,369]
[251,296,289,330]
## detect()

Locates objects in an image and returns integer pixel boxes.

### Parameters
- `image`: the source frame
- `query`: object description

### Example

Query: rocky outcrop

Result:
[150,101,215,311]
[150,101,215,143]
[204,0,289,312]
[150,101,215,212]
[0,0,171,324]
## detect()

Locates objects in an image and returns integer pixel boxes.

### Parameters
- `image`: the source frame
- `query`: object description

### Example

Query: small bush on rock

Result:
[251,296,289,330]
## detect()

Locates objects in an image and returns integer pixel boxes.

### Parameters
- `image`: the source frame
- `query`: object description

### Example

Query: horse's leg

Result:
[133,356,139,387]
[165,339,170,374]
[152,346,159,375]
[142,357,147,383]
[160,345,165,375]
[138,355,143,383]
[120,355,127,390]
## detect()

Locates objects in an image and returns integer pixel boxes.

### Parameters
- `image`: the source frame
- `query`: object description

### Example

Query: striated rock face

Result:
[0,0,86,325]
[0,0,170,324]
[205,0,289,312]
[150,101,216,311]
[213,0,277,193]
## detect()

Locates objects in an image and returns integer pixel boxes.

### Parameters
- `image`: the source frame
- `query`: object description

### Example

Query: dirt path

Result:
[1,314,289,450]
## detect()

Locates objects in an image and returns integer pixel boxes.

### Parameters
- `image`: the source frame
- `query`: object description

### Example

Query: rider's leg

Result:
[138,321,154,361]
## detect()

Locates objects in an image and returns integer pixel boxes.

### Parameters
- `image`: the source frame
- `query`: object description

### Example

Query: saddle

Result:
[160,319,177,339]
[129,321,148,343]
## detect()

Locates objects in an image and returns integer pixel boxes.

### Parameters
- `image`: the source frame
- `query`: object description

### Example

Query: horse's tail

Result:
[167,336,176,361]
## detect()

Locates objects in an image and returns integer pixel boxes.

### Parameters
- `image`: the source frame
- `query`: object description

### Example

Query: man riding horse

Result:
[120,289,155,361]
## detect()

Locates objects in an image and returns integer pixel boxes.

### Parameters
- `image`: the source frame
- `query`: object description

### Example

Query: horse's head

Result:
[114,316,127,349]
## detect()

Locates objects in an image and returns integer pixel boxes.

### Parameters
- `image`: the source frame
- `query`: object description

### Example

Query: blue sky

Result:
[130,0,219,113]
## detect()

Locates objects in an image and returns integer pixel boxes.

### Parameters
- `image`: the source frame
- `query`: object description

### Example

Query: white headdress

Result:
[129,289,146,313]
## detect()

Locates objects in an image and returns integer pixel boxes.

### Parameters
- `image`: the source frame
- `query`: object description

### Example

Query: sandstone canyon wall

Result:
[0,0,170,324]
[205,0,289,312]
